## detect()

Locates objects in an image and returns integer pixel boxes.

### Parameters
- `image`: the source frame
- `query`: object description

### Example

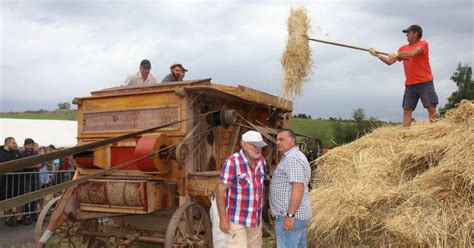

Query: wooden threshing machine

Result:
[35,79,294,247]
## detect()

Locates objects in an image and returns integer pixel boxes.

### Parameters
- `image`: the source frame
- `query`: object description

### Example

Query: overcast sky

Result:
[1,0,473,122]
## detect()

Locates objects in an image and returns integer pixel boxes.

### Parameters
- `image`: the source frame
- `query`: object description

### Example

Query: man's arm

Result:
[378,55,398,65]
[123,75,133,86]
[287,182,304,215]
[398,47,423,59]
[283,182,304,231]
[216,183,230,233]
[379,47,423,65]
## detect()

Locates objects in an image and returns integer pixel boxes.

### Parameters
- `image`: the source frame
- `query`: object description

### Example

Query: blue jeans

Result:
[275,215,309,248]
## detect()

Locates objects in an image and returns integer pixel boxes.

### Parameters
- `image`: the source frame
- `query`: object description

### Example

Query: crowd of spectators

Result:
[0,137,74,227]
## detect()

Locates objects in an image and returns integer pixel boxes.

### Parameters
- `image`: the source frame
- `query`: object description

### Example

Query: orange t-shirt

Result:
[398,40,434,86]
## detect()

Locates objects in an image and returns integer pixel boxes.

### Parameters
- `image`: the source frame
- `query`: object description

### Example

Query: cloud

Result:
[1,0,472,122]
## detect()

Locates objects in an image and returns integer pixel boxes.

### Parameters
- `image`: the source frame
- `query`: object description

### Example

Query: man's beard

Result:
[172,72,180,79]
[247,150,261,159]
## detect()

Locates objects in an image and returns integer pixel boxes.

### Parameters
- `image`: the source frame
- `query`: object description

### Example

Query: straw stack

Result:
[280,7,312,99]
[309,100,473,247]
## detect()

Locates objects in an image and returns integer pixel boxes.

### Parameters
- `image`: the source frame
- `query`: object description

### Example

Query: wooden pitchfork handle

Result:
[306,36,389,56]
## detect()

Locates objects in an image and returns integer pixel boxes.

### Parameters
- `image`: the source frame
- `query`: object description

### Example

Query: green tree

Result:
[352,108,366,122]
[331,108,384,146]
[57,102,71,110]
[439,63,474,116]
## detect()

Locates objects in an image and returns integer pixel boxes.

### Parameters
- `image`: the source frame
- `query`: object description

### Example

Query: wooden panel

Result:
[93,145,110,169]
[83,107,179,133]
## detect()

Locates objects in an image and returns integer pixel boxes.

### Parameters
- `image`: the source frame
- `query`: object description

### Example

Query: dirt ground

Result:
[0,219,276,248]
[0,219,36,248]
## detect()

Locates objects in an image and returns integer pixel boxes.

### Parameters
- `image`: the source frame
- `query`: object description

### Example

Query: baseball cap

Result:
[140,59,152,69]
[402,24,423,35]
[170,63,188,72]
[242,130,267,148]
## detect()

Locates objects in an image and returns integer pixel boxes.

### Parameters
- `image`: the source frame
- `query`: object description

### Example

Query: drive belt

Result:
[0,124,219,211]
[0,110,218,175]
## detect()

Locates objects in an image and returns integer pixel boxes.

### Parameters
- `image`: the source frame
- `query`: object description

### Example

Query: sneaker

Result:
[20,216,32,225]
[4,218,18,227]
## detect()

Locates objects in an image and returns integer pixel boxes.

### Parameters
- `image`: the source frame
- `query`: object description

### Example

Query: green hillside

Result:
[0,110,77,120]
[291,118,338,147]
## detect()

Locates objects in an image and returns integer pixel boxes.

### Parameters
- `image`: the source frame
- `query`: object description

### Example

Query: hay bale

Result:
[309,100,474,247]
[280,7,312,99]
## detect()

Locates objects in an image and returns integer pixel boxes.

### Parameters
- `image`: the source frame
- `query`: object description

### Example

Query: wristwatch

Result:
[286,213,295,218]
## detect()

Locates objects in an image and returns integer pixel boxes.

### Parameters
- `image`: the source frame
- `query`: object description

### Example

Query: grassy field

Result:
[291,118,338,146]
[0,110,77,120]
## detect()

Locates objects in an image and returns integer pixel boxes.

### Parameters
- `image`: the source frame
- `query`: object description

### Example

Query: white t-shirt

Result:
[123,70,158,86]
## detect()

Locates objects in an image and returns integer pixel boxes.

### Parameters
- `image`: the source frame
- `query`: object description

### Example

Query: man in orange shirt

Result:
[369,24,439,127]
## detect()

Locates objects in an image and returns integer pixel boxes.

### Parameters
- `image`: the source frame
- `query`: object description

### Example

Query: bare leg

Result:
[427,106,438,123]
[403,109,413,127]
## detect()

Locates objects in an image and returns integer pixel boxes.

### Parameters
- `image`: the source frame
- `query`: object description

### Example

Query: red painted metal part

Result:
[135,136,159,171]
[110,146,139,170]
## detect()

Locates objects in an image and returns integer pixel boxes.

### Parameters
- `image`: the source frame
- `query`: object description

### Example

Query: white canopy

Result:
[0,118,77,148]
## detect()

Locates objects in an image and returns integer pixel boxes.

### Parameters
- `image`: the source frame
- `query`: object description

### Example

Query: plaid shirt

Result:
[219,149,266,227]
[269,146,312,220]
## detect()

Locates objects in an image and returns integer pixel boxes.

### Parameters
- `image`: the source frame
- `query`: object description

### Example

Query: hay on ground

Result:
[280,7,312,100]
[309,100,474,247]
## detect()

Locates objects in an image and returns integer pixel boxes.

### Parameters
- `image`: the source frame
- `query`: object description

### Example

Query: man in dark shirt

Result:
[0,137,20,226]
[162,63,187,82]
[18,138,40,224]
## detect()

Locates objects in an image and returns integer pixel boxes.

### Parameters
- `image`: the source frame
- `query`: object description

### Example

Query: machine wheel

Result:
[164,201,212,248]
[35,196,62,244]
[35,196,100,247]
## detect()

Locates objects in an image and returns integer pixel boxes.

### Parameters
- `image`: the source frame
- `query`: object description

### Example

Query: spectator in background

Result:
[48,145,60,182]
[162,63,188,82]
[33,142,40,153]
[18,138,40,224]
[60,155,74,181]
[123,59,158,86]
[0,137,20,227]
[37,147,51,210]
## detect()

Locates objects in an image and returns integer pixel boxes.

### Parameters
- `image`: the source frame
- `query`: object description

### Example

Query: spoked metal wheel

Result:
[35,196,100,247]
[35,195,78,247]
[164,201,212,248]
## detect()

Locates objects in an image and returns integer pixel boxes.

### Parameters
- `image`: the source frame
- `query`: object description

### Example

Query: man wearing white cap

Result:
[216,130,267,247]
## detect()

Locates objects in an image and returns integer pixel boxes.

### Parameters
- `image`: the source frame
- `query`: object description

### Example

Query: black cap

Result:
[402,24,423,35]
[140,59,151,69]
[24,138,35,145]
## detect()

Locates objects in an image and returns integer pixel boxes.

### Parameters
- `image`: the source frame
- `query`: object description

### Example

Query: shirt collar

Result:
[283,146,299,157]
[239,149,250,166]
[239,149,263,171]
[137,70,144,79]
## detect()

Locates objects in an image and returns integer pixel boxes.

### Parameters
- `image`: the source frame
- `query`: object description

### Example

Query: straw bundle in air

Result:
[280,7,312,99]
[309,100,473,247]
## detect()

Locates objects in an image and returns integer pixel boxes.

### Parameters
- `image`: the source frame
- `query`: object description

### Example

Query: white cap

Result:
[242,130,267,148]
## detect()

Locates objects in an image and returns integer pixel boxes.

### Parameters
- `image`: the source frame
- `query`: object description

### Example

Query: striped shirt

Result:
[218,149,266,227]
[269,146,312,220]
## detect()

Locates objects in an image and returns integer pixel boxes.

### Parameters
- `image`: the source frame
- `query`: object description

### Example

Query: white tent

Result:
[0,118,77,147]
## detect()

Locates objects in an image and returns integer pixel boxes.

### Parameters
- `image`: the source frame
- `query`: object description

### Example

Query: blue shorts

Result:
[402,81,439,110]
